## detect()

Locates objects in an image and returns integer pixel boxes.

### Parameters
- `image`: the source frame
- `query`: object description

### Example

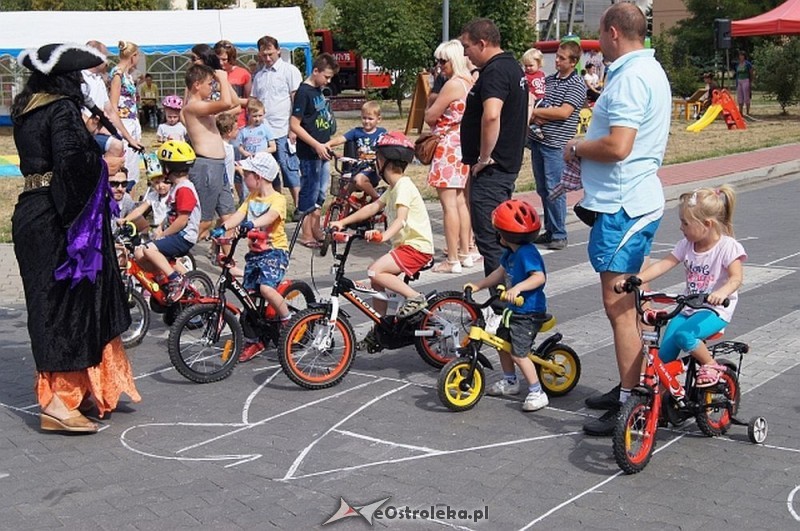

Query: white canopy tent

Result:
[0,7,312,124]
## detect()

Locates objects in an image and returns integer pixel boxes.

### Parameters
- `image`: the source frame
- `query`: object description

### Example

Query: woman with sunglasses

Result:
[11,43,141,434]
[423,39,480,274]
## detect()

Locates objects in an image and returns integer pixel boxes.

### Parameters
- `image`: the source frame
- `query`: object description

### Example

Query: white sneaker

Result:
[486,379,520,396]
[522,390,549,411]
[483,307,502,335]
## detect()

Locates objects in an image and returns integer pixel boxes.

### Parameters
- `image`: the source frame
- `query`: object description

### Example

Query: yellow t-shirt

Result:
[237,191,288,252]
[380,176,434,255]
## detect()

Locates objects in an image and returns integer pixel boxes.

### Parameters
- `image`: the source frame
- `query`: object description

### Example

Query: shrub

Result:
[753,38,800,114]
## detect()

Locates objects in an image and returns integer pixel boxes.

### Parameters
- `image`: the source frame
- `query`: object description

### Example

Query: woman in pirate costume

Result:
[11,43,141,434]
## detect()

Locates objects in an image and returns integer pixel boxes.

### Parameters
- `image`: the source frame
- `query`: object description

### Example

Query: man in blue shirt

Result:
[564,2,671,436]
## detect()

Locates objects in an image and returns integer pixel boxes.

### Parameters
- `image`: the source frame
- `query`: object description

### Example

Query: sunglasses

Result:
[109,180,128,188]
[436,58,448,65]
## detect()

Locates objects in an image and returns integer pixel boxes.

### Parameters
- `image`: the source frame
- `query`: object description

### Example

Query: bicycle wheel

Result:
[695,366,740,437]
[163,270,215,326]
[437,358,485,412]
[121,289,149,348]
[168,303,243,383]
[174,252,196,272]
[534,343,581,397]
[414,291,478,368]
[283,280,316,313]
[279,307,355,389]
[612,395,657,474]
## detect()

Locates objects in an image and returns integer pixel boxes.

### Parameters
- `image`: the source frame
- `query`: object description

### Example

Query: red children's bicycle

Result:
[612,276,767,474]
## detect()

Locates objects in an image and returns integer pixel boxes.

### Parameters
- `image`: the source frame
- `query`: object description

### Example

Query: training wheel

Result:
[747,416,768,444]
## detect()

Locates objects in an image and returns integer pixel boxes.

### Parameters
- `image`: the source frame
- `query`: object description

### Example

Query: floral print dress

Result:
[109,66,138,120]
[427,78,471,189]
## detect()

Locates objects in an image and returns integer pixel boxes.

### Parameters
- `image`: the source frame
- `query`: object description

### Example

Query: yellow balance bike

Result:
[438,286,581,412]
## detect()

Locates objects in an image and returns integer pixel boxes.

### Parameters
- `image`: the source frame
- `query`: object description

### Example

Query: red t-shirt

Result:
[526,70,546,100]
[228,65,252,127]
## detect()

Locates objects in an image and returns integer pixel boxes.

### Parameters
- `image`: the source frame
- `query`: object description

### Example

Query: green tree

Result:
[190,0,236,9]
[469,0,535,57]
[753,38,800,113]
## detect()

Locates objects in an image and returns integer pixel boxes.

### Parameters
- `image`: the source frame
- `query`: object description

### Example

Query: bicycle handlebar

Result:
[618,275,729,322]
[463,285,524,309]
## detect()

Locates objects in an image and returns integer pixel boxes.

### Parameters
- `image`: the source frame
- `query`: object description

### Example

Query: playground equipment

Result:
[687,89,746,132]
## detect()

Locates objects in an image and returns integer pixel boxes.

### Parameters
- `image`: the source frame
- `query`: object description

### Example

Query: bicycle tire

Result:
[534,343,581,397]
[414,291,478,368]
[168,303,243,383]
[437,358,485,412]
[695,366,739,437]
[613,395,657,474]
[163,270,215,326]
[278,307,355,389]
[175,252,196,272]
[121,289,149,348]
[283,280,316,313]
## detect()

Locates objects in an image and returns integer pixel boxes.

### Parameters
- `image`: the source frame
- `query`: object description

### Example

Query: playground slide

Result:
[686,104,722,133]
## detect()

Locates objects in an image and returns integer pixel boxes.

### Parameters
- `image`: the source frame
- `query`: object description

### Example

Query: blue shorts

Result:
[588,207,662,273]
[243,249,289,291]
[152,233,194,259]
[94,134,113,153]
[359,168,380,187]
[298,158,331,212]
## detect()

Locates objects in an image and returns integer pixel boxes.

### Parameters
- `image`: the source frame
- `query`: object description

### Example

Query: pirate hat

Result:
[18,43,105,75]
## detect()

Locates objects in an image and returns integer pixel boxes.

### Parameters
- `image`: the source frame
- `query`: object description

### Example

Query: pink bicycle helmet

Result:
[162,95,183,110]
[375,131,415,164]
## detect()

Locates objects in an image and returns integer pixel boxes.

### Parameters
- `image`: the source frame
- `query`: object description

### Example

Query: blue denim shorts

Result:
[153,233,194,259]
[588,207,662,273]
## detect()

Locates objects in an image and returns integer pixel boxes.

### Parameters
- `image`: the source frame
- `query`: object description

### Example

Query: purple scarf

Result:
[54,160,119,287]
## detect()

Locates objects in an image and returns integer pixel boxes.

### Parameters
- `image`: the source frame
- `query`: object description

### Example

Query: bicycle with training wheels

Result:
[321,154,386,244]
[437,285,581,412]
[167,211,316,383]
[278,226,479,389]
[612,275,768,475]
[115,222,214,348]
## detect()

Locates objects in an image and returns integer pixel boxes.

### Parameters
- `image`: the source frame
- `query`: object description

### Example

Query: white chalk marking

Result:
[333,429,440,453]
[788,485,800,521]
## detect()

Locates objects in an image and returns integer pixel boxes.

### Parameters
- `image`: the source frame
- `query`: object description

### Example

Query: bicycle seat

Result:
[539,314,556,333]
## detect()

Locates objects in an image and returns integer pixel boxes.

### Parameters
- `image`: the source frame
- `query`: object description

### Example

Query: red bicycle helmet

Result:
[375,131,415,164]
[492,199,542,244]
[162,94,183,110]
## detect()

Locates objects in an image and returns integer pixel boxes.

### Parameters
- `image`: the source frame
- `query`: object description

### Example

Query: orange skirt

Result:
[36,337,142,418]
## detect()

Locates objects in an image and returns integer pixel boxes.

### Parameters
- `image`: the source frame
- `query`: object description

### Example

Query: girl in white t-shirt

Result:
[616,185,746,388]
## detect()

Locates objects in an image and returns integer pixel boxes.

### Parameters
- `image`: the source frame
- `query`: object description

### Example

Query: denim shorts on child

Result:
[496,311,546,358]
[243,248,289,291]
[588,207,662,273]
[389,245,434,277]
[153,233,194,259]
[298,158,331,211]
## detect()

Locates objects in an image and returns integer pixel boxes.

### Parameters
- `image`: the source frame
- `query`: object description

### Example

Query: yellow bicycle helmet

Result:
[157,140,196,174]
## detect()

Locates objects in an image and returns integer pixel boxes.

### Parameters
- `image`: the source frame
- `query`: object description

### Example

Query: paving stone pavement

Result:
[0,145,799,530]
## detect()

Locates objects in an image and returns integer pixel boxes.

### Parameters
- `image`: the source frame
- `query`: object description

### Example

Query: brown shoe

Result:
[40,412,98,434]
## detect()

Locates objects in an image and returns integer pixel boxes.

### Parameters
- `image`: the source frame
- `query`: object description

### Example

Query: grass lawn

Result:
[0,94,797,243]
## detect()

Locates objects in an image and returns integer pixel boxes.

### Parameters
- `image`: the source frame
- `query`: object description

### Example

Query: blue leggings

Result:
[659,310,728,362]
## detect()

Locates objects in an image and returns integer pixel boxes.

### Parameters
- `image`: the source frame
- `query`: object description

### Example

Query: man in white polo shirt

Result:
[250,35,303,218]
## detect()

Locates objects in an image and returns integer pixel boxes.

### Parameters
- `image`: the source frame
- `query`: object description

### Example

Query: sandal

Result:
[398,294,428,319]
[432,260,462,274]
[299,240,322,249]
[696,363,725,388]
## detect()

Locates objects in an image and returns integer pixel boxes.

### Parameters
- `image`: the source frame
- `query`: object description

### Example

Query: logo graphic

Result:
[323,497,391,526]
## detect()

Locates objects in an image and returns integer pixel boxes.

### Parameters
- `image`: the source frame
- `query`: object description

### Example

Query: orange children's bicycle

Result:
[612,276,768,475]
[115,222,214,348]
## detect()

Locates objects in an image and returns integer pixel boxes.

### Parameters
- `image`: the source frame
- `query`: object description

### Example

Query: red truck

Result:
[314,29,392,95]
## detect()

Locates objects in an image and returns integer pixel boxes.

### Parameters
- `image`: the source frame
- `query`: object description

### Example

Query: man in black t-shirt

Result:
[460,18,528,276]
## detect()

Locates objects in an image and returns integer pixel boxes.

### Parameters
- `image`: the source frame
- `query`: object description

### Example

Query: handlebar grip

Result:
[368,231,383,243]
[463,286,474,300]
[513,295,524,307]
[722,298,730,308]
[333,231,350,243]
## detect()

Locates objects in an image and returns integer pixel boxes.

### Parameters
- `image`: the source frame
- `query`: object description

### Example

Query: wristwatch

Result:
[477,156,495,166]
[570,144,578,158]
